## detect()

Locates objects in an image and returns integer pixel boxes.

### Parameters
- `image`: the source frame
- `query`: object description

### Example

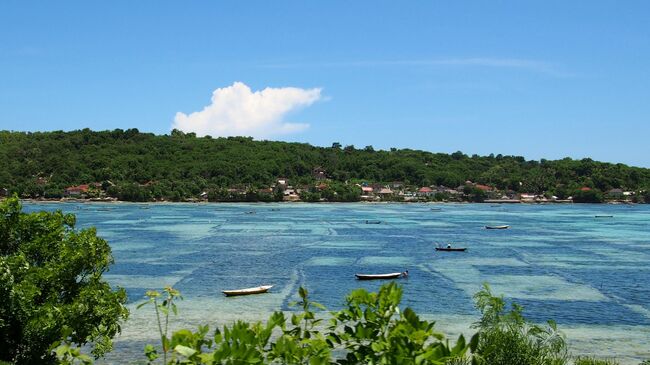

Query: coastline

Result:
[17,198,641,205]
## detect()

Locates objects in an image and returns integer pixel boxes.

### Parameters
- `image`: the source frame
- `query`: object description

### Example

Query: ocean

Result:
[23,202,650,363]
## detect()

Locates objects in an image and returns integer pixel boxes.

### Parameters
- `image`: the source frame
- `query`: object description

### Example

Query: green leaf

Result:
[174,344,197,358]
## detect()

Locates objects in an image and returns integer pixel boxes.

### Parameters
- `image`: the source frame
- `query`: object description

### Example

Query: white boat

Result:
[485,225,510,230]
[222,285,273,296]
[355,272,404,280]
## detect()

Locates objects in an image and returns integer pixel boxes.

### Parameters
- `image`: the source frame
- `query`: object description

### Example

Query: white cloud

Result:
[172,82,321,139]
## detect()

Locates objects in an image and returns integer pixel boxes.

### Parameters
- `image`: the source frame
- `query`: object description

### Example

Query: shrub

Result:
[472,283,569,365]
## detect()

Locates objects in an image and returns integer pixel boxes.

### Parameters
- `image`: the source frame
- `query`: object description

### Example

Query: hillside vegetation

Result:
[1,129,649,202]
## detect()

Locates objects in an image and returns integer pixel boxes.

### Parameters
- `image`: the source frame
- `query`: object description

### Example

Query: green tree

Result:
[0,197,128,364]
[571,189,604,203]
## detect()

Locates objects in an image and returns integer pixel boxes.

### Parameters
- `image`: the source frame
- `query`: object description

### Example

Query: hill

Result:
[1,129,649,203]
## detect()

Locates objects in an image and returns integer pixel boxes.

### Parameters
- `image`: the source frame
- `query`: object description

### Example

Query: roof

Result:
[580,187,592,191]
[378,188,393,194]
[418,187,433,193]
[65,184,89,192]
[361,186,374,192]
[475,184,493,191]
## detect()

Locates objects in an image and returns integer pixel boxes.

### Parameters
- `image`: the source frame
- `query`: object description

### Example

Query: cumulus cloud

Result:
[173,82,322,138]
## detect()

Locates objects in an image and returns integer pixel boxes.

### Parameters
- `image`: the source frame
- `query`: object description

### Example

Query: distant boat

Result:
[223,285,273,297]
[485,225,510,229]
[355,272,404,280]
[430,208,442,211]
[435,247,467,252]
[594,215,614,218]
[365,220,382,224]
[245,211,256,214]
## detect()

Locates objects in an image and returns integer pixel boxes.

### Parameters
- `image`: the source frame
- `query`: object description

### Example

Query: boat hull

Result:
[223,285,273,296]
[485,225,510,229]
[435,247,467,252]
[355,272,403,280]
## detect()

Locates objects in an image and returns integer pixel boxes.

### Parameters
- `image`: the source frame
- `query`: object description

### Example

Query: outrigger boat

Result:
[223,285,273,297]
[355,272,405,280]
[365,220,382,224]
[485,225,510,229]
[594,215,613,218]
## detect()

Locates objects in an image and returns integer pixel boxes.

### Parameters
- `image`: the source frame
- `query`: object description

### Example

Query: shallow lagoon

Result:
[24,202,650,363]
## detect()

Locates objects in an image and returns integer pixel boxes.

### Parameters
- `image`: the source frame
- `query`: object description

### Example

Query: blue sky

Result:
[1,1,649,166]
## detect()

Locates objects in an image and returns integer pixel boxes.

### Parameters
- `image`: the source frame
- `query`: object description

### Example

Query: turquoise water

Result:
[24,202,650,363]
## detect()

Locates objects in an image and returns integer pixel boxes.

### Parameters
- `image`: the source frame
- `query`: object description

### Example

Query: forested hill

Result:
[1,129,649,202]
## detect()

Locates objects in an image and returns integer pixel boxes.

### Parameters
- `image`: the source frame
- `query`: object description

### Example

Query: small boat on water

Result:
[355,272,405,280]
[430,208,442,211]
[436,247,467,252]
[485,225,510,229]
[594,215,613,218]
[223,285,273,297]
[365,220,382,224]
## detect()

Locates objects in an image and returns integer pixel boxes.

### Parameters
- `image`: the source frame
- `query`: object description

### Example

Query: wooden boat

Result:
[430,207,442,211]
[365,220,382,224]
[435,247,467,252]
[223,285,273,296]
[485,225,510,229]
[355,272,404,280]
[594,215,613,218]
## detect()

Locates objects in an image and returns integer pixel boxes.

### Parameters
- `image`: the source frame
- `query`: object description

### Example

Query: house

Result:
[277,178,288,186]
[475,184,494,192]
[360,186,375,201]
[519,193,536,202]
[0,188,7,197]
[64,184,90,197]
[580,187,592,192]
[283,188,300,201]
[378,188,393,195]
[391,181,404,189]
[417,187,435,197]
[312,167,327,181]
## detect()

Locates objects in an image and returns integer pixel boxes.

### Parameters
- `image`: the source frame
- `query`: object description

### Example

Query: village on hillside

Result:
[4,166,643,204]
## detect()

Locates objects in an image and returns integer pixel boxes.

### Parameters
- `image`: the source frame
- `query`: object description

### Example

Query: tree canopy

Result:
[0,196,128,364]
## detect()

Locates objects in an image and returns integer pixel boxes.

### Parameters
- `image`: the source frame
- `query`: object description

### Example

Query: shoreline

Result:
[17,198,641,205]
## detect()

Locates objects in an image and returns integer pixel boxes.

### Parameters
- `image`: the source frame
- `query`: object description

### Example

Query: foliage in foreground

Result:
[0,197,129,364]
[127,283,649,365]
[472,283,568,365]
[135,283,474,364]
